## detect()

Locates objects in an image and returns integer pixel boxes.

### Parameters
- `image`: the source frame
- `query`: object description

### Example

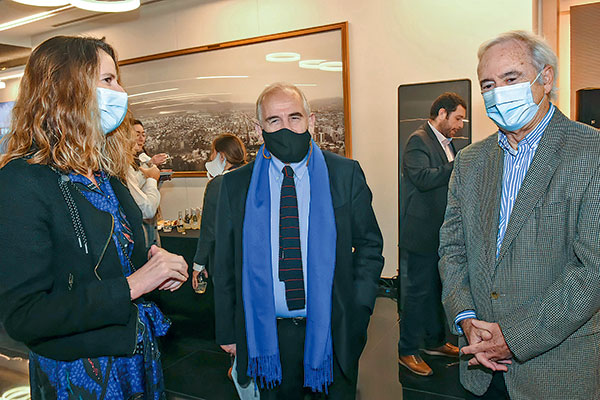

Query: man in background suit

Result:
[213,83,384,399]
[439,30,600,399]
[398,93,466,376]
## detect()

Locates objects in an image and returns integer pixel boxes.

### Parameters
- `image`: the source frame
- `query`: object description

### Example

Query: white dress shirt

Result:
[428,121,454,162]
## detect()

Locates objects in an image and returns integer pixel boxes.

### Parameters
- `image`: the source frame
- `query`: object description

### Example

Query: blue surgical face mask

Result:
[482,70,544,132]
[97,87,128,135]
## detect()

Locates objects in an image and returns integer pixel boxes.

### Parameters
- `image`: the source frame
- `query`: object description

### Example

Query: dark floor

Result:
[0,295,469,400]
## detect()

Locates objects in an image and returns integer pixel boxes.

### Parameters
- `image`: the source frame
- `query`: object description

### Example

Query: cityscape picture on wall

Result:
[119,22,351,176]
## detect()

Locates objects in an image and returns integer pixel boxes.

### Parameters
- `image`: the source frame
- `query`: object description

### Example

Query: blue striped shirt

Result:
[454,104,555,333]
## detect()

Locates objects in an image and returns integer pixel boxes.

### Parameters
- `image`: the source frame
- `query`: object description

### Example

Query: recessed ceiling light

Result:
[299,60,326,69]
[12,0,70,6]
[265,52,300,63]
[70,0,140,12]
[318,61,343,72]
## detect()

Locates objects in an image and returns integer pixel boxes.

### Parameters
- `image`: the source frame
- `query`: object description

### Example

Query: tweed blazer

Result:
[439,110,600,399]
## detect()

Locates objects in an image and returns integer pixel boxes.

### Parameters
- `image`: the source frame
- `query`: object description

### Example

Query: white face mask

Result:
[205,152,227,179]
[96,87,128,135]
[482,70,544,132]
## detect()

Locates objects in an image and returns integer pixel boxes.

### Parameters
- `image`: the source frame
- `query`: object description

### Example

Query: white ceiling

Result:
[0,0,160,49]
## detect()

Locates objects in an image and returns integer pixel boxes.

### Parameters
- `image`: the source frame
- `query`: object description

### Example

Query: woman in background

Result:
[133,119,168,167]
[192,133,247,288]
[127,120,162,247]
[0,36,188,399]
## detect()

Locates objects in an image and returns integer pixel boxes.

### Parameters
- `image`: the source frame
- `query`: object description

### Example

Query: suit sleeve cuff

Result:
[454,310,477,335]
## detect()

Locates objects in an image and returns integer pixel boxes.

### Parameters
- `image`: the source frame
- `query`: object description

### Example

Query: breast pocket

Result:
[534,199,570,256]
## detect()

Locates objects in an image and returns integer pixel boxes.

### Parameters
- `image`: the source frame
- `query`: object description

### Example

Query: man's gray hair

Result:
[256,82,311,122]
[478,30,558,99]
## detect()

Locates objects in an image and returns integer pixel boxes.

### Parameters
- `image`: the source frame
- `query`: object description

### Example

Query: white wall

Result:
[26,0,533,276]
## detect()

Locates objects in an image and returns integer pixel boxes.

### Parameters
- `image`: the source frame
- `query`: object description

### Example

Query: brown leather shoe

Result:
[423,342,459,357]
[398,355,433,376]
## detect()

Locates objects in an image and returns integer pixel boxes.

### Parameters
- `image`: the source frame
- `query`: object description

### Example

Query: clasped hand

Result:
[460,318,512,372]
[126,245,189,300]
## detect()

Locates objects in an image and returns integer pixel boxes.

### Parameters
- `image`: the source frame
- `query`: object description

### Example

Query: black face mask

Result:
[262,128,311,163]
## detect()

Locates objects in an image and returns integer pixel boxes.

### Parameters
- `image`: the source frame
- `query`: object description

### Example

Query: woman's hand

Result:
[126,245,188,300]
[139,165,160,181]
[151,153,168,166]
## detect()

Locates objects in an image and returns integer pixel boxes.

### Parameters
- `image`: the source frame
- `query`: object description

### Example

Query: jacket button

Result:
[490,291,499,300]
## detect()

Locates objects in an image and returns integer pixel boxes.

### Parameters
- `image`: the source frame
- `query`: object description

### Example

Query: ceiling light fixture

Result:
[12,0,70,6]
[265,52,300,63]
[299,60,326,69]
[0,5,72,32]
[69,0,140,13]
[318,61,343,72]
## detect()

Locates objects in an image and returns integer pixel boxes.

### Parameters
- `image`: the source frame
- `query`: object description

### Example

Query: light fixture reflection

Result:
[1,386,30,400]
[195,75,248,80]
[128,88,178,98]
[299,59,326,69]
[318,61,342,72]
[70,0,140,12]
[265,52,300,63]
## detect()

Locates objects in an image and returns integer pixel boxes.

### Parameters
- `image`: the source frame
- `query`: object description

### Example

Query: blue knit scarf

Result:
[242,141,336,392]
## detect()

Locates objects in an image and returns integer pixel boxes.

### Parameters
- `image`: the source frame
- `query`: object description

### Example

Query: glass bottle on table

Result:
[177,211,185,233]
[191,208,199,230]
[183,208,191,229]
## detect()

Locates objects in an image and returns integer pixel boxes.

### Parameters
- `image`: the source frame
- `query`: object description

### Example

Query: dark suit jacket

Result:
[400,123,454,254]
[193,174,223,276]
[0,159,146,361]
[213,150,384,384]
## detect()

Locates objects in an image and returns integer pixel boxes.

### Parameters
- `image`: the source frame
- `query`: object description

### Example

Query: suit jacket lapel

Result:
[480,138,503,271]
[424,123,450,163]
[496,112,565,265]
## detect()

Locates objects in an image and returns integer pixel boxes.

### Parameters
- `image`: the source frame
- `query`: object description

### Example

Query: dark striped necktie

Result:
[278,165,305,311]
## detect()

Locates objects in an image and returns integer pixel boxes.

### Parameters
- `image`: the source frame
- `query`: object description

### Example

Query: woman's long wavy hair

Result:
[0,36,133,179]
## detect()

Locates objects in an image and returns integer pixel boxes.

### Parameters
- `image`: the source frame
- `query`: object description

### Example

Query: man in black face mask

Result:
[213,83,384,399]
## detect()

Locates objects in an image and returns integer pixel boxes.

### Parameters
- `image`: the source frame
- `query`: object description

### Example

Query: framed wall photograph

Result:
[119,22,351,177]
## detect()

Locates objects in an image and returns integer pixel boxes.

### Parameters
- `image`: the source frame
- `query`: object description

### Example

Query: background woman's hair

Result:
[212,133,247,167]
[0,35,134,179]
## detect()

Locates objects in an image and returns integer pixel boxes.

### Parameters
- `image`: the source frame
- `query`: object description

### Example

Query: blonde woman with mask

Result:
[0,36,188,399]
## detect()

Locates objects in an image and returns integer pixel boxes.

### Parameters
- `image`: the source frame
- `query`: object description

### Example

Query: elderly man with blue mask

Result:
[439,30,600,399]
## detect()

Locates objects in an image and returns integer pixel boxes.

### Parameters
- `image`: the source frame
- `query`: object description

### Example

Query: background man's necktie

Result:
[278,165,306,311]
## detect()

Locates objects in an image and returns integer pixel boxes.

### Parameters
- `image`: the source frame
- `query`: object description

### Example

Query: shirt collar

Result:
[498,103,555,155]
[428,121,452,147]
[269,151,309,181]
[69,170,108,191]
